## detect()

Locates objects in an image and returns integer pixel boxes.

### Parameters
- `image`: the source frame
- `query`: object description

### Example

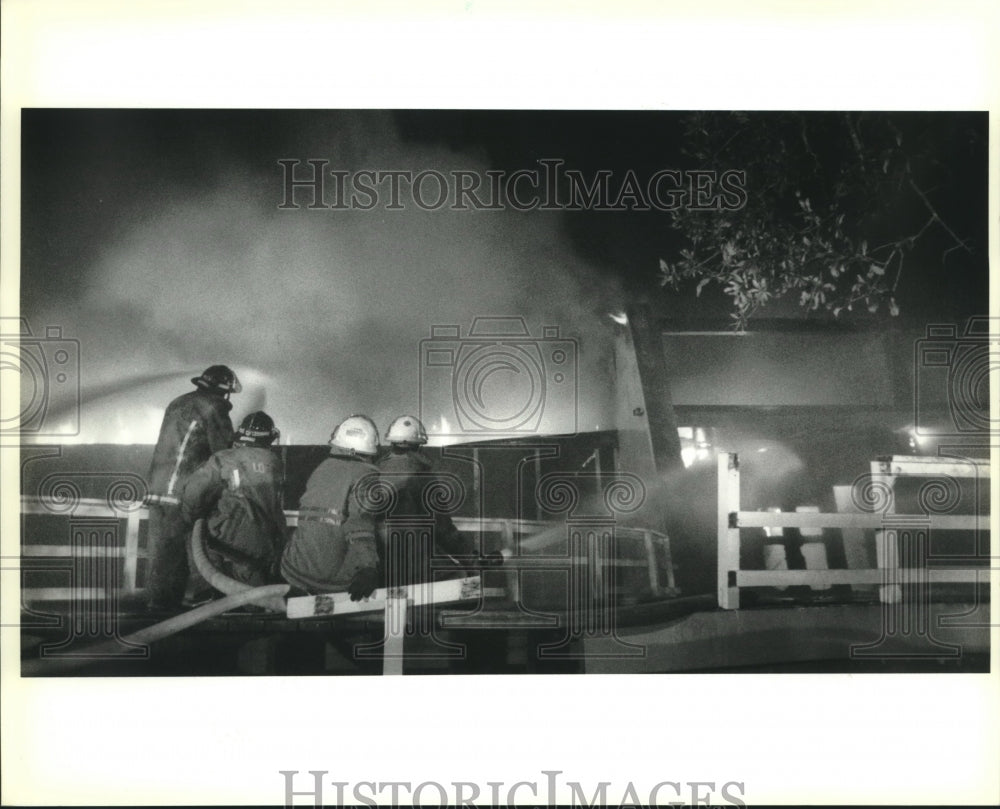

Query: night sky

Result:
[19,109,990,444]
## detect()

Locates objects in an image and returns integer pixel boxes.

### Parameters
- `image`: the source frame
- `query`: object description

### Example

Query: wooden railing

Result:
[18,500,675,602]
[717,452,991,609]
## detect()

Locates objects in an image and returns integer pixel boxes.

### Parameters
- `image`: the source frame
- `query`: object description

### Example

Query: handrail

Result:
[19,496,676,600]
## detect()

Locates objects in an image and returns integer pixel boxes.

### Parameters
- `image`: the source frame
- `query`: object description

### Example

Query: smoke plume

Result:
[31,112,621,444]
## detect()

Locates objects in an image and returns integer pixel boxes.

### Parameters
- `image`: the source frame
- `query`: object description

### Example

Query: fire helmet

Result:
[235,411,280,447]
[329,414,380,457]
[191,365,242,395]
[385,415,428,446]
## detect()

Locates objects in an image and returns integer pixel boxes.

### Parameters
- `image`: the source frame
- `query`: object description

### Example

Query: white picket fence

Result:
[717,453,991,609]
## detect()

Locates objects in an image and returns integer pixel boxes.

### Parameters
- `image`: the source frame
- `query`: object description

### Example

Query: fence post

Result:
[382,594,407,675]
[871,460,902,604]
[123,510,142,592]
[717,453,741,609]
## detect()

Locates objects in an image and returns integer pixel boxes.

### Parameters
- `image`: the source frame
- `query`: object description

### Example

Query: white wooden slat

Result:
[22,588,109,600]
[717,453,741,609]
[22,546,126,557]
[286,576,503,619]
[736,568,989,587]
[874,456,991,478]
[734,511,982,531]
[123,511,141,591]
[382,596,407,676]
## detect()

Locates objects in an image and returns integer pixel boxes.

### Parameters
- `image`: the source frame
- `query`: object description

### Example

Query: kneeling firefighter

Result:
[378,415,478,587]
[279,415,384,601]
[181,411,287,589]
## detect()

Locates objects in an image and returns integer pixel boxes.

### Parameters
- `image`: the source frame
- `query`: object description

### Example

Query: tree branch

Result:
[908,178,973,253]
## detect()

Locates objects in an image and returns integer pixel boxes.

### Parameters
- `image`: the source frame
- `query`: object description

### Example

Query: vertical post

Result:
[762,507,788,592]
[833,485,876,596]
[501,519,519,603]
[717,453,741,609]
[534,449,543,520]
[871,460,901,604]
[382,595,407,676]
[123,510,141,592]
[642,530,659,593]
[796,505,830,591]
[659,530,677,591]
[625,305,685,475]
[471,448,480,503]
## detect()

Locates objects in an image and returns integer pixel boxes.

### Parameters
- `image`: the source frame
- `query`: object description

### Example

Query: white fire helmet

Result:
[329,414,380,457]
[385,415,428,446]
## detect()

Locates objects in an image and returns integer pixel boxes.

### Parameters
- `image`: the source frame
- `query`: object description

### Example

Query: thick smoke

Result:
[38,112,621,444]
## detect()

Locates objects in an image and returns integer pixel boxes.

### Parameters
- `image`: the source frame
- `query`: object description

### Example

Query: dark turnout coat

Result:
[280,455,382,594]
[181,445,287,577]
[377,448,472,586]
[147,389,234,507]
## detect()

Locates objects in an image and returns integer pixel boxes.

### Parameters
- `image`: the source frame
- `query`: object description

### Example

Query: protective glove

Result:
[348,566,381,601]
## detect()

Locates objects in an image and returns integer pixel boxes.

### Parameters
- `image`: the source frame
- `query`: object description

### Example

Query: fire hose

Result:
[188,519,288,612]
[21,520,289,675]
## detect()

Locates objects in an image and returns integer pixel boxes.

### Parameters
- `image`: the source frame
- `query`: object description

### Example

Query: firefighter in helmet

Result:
[377,415,477,586]
[145,365,240,611]
[280,415,384,600]
[181,411,286,589]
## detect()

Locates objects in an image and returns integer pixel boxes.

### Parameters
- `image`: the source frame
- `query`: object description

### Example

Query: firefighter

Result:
[377,415,476,587]
[145,365,240,611]
[181,411,286,589]
[279,415,384,601]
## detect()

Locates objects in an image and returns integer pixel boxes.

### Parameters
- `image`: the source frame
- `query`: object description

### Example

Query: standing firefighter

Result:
[181,411,286,589]
[378,415,476,586]
[145,365,240,612]
[280,415,384,601]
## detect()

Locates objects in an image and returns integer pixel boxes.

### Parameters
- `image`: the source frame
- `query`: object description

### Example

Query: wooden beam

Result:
[717,453,741,609]
[285,576,503,619]
[625,304,684,474]
[733,511,982,531]
[736,568,989,587]
[874,456,991,478]
[382,596,407,675]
